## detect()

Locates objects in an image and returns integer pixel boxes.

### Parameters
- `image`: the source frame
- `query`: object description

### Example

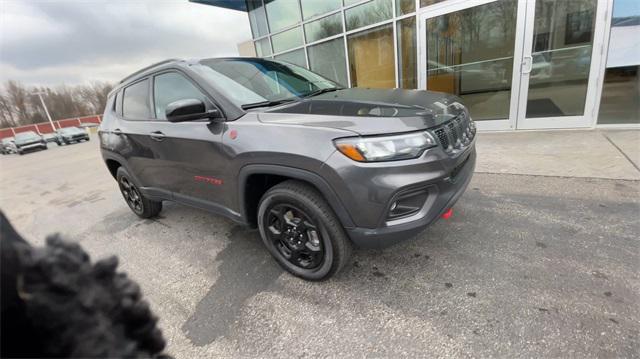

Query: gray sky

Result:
[0,0,252,86]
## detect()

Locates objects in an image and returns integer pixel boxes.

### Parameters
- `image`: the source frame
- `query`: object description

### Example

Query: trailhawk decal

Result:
[194,175,223,185]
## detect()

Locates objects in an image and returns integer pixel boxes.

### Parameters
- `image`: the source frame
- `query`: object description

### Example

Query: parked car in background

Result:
[14,131,47,155]
[1,137,16,155]
[79,122,99,129]
[55,127,90,145]
[99,58,476,280]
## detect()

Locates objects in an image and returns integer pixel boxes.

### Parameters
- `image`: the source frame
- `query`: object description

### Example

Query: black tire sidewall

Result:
[116,167,146,216]
[258,190,337,281]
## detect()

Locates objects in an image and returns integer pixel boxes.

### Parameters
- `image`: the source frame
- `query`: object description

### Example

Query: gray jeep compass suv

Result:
[99,58,476,280]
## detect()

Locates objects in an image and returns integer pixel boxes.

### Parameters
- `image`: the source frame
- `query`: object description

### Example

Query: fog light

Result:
[387,190,428,219]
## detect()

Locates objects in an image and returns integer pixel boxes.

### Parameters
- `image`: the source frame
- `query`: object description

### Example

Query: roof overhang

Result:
[189,0,250,12]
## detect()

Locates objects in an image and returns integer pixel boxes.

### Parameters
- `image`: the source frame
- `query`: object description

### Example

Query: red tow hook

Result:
[441,208,453,220]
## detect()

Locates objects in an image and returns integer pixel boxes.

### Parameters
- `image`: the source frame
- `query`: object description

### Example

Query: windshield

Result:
[15,132,40,142]
[1,138,13,144]
[60,127,82,134]
[195,58,340,108]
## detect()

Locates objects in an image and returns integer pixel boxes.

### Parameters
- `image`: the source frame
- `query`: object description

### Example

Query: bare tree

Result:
[5,81,30,124]
[78,82,114,114]
[0,94,17,128]
[0,80,114,127]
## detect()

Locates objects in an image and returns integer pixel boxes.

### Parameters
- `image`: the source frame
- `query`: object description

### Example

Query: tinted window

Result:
[197,59,339,106]
[154,72,210,120]
[248,0,269,37]
[265,0,301,32]
[114,90,122,115]
[274,49,307,68]
[308,38,348,86]
[271,26,303,53]
[304,13,343,43]
[122,79,150,119]
[301,0,341,19]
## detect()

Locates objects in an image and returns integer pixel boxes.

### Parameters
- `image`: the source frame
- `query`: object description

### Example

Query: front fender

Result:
[237,164,355,229]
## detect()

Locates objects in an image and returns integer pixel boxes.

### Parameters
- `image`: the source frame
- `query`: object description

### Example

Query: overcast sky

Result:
[0,0,252,87]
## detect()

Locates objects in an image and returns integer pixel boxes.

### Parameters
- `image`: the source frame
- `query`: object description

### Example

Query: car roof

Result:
[111,57,267,121]
[115,57,268,90]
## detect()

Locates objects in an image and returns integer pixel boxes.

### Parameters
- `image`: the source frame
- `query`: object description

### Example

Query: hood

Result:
[257,88,466,135]
[15,137,41,145]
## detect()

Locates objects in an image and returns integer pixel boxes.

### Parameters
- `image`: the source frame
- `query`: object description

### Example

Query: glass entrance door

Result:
[418,0,608,130]
[418,0,525,130]
[516,0,605,129]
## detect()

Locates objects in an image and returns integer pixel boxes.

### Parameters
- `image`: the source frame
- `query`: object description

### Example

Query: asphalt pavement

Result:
[0,134,638,358]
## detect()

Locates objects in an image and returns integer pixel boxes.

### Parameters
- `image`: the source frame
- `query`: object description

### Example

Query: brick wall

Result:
[0,115,102,139]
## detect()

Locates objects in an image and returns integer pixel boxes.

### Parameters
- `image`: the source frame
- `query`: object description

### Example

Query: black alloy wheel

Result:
[265,204,324,270]
[257,180,352,281]
[119,176,144,215]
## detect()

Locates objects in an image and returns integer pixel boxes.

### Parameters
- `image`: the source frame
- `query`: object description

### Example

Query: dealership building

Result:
[196,0,639,131]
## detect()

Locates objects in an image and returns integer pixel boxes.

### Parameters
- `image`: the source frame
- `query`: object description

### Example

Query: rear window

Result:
[123,79,151,119]
[115,90,123,116]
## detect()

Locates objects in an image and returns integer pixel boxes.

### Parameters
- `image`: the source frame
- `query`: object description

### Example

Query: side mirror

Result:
[165,99,222,123]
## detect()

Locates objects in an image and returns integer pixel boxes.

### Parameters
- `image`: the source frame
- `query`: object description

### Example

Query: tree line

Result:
[0,80,114,128]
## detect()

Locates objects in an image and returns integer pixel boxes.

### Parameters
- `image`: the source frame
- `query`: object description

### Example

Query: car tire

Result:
[257,180,352,281]
[116,167,162,219]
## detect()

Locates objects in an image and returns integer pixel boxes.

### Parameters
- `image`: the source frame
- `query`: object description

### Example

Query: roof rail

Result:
[119,58,182,84]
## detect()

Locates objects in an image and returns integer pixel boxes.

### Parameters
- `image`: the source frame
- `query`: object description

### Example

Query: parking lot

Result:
[1,134,638,358]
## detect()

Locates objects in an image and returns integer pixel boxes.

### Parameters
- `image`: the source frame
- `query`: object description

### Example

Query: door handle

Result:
[521,56,532,74]
[113,128,123,136]
[149,131,166,141]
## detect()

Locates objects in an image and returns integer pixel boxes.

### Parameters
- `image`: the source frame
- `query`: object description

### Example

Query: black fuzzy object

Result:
[1,211,170,358]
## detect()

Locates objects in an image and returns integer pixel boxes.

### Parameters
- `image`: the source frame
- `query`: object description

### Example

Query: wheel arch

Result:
[238,165,355,230]
[101,152,145,187]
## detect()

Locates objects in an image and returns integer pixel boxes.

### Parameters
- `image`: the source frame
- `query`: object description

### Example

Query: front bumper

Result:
[348,149,475,248]
[323,142,476,249]
[17,142,46,151]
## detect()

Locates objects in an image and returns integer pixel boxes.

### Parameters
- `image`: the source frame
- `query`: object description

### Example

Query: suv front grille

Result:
[432,114,476,154]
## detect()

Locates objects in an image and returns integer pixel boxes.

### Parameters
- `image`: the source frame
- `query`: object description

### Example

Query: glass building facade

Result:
[204,0,639,130]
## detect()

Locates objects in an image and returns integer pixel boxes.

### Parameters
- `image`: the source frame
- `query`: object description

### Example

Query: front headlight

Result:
[334,131,437,162]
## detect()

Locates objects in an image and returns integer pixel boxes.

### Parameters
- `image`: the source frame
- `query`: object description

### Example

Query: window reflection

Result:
[345,0,393,31]
[275,49,307,68]
[597,0,639,124]
[301,0,341,19]
[426,0,517,120]
[420,0,445,7]
[271,26,303,53]
[598,67,640,124]
[308,38,348,86]
[348,24,395,88]
[265,0,301,33]
[255,38,271,57]
[305,13,344,43]
[397,17,416,89]
[396,0,415,15]
[526,0,596,118]
[248,1,269,37]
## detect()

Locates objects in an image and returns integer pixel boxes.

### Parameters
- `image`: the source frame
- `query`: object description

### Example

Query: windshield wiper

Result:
[303,87,343,98]
[241,98,297,110]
